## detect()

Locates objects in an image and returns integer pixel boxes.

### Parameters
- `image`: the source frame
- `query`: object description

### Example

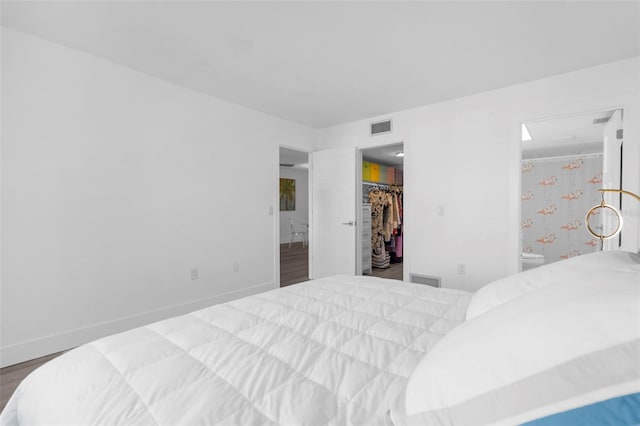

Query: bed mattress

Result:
[1,275,472,426]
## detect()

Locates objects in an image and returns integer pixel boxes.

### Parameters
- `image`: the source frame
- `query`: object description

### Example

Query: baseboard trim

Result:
[0,281,275,368]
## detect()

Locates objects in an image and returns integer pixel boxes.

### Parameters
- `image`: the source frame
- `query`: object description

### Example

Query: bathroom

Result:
[521,109,623,270]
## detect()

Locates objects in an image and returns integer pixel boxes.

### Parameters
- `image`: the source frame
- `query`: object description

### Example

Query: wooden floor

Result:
[280,242,403,285]
[370,261,403,280]
[280,242,309,287]
[0,351,65,412]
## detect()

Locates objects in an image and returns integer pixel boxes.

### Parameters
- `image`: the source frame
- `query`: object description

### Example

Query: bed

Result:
[1,275,472,425]
[2,251,639,426]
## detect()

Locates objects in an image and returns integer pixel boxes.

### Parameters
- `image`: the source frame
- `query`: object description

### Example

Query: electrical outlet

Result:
[233,262,240,273]
[190,268,199,280]
[457,264,466,275]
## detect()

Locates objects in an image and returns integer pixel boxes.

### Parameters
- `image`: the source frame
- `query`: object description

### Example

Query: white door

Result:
[602,109,623,250]
[310,147,357,278]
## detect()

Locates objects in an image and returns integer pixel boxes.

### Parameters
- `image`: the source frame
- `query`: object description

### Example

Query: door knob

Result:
[342,221,355,226]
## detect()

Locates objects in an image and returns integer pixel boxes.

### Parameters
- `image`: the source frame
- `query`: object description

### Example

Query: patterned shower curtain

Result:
[521,154,603,264]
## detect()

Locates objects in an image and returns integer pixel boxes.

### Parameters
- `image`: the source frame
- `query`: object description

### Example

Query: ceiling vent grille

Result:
[370,119,392,136]
[410,273,442,288]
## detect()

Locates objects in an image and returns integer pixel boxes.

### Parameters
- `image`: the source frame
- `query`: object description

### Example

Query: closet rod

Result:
[363,182,403,189]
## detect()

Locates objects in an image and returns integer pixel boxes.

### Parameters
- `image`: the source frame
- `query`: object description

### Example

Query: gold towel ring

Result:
[585,189,640,240]
[585,200,622,240]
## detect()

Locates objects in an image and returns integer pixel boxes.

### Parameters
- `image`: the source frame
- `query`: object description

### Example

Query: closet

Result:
[366,184,403,268]
[362,204,372,274]
[361,144,404,280]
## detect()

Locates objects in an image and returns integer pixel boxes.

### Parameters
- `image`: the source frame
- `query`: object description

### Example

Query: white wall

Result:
[279,167,309,245]
[317,57,640,292]
[0,28,315,366]
[2,27,638,367]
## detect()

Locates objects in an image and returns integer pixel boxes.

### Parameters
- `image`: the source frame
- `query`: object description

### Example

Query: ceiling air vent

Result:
[410,273,442,288]
[370,119,392,136]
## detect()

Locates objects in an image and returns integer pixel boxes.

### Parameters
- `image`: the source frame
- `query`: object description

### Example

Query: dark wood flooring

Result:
[280,242,403,285]
[370,262,403,280]
[280,242,309,287]
[0,351,65,412]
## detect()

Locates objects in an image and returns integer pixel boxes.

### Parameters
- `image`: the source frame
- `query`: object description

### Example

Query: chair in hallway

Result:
[289,219,307,248]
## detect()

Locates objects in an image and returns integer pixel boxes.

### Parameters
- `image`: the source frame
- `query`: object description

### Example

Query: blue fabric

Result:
[522,393,640,426]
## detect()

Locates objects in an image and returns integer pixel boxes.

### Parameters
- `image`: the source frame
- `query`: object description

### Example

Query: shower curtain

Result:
[521,154,603,264]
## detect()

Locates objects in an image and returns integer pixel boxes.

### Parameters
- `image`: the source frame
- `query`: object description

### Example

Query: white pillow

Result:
[465,250,640,320]
[395,265,640,426]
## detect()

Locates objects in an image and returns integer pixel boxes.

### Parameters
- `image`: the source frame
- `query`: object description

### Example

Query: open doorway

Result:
[361,143,404,281]
[520,109,623,271]
[279,147,310,286]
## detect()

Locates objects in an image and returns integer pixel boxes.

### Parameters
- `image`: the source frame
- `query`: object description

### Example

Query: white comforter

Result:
[1,275,471,426]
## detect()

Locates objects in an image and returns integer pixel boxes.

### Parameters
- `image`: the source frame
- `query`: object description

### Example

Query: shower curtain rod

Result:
[523,152,604,162]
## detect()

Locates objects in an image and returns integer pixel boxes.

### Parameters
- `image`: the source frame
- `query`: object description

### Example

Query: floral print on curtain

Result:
[521,154,602,264]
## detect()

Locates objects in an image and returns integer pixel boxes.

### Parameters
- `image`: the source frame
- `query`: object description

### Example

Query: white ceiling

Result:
[522,110,618,159]
[2,1,639,129]
[363,143,404,168]
[280,147,309,169]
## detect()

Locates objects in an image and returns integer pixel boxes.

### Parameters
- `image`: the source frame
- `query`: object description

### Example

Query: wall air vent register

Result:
[370,119,392,136]
[410,273,442,288]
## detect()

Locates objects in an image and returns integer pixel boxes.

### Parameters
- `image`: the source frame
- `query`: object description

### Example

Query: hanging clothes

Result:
[383,192,394,242]
[390,191,401,236]
[392,189,403,263]
[368,186,403,268]
[368,190,385,258]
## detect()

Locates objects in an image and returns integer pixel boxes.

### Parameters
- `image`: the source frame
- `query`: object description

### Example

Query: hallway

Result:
[280,242,309,287]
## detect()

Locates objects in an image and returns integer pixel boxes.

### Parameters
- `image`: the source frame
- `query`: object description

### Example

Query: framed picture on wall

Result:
[280,178,296,211]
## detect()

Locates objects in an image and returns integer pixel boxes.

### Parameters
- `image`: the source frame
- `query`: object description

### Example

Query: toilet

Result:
[521,252,545,271]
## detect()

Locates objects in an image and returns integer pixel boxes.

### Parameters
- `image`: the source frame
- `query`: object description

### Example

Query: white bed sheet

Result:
[1,275,471,426]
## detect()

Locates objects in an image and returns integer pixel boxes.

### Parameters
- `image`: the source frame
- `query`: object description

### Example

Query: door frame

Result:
[275,145,311,287]
[509,96,633,274]
[278,140,408,283]
[359,141,405,280]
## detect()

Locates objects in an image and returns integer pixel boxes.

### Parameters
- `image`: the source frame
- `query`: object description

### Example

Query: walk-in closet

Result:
[361,143,404,281]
